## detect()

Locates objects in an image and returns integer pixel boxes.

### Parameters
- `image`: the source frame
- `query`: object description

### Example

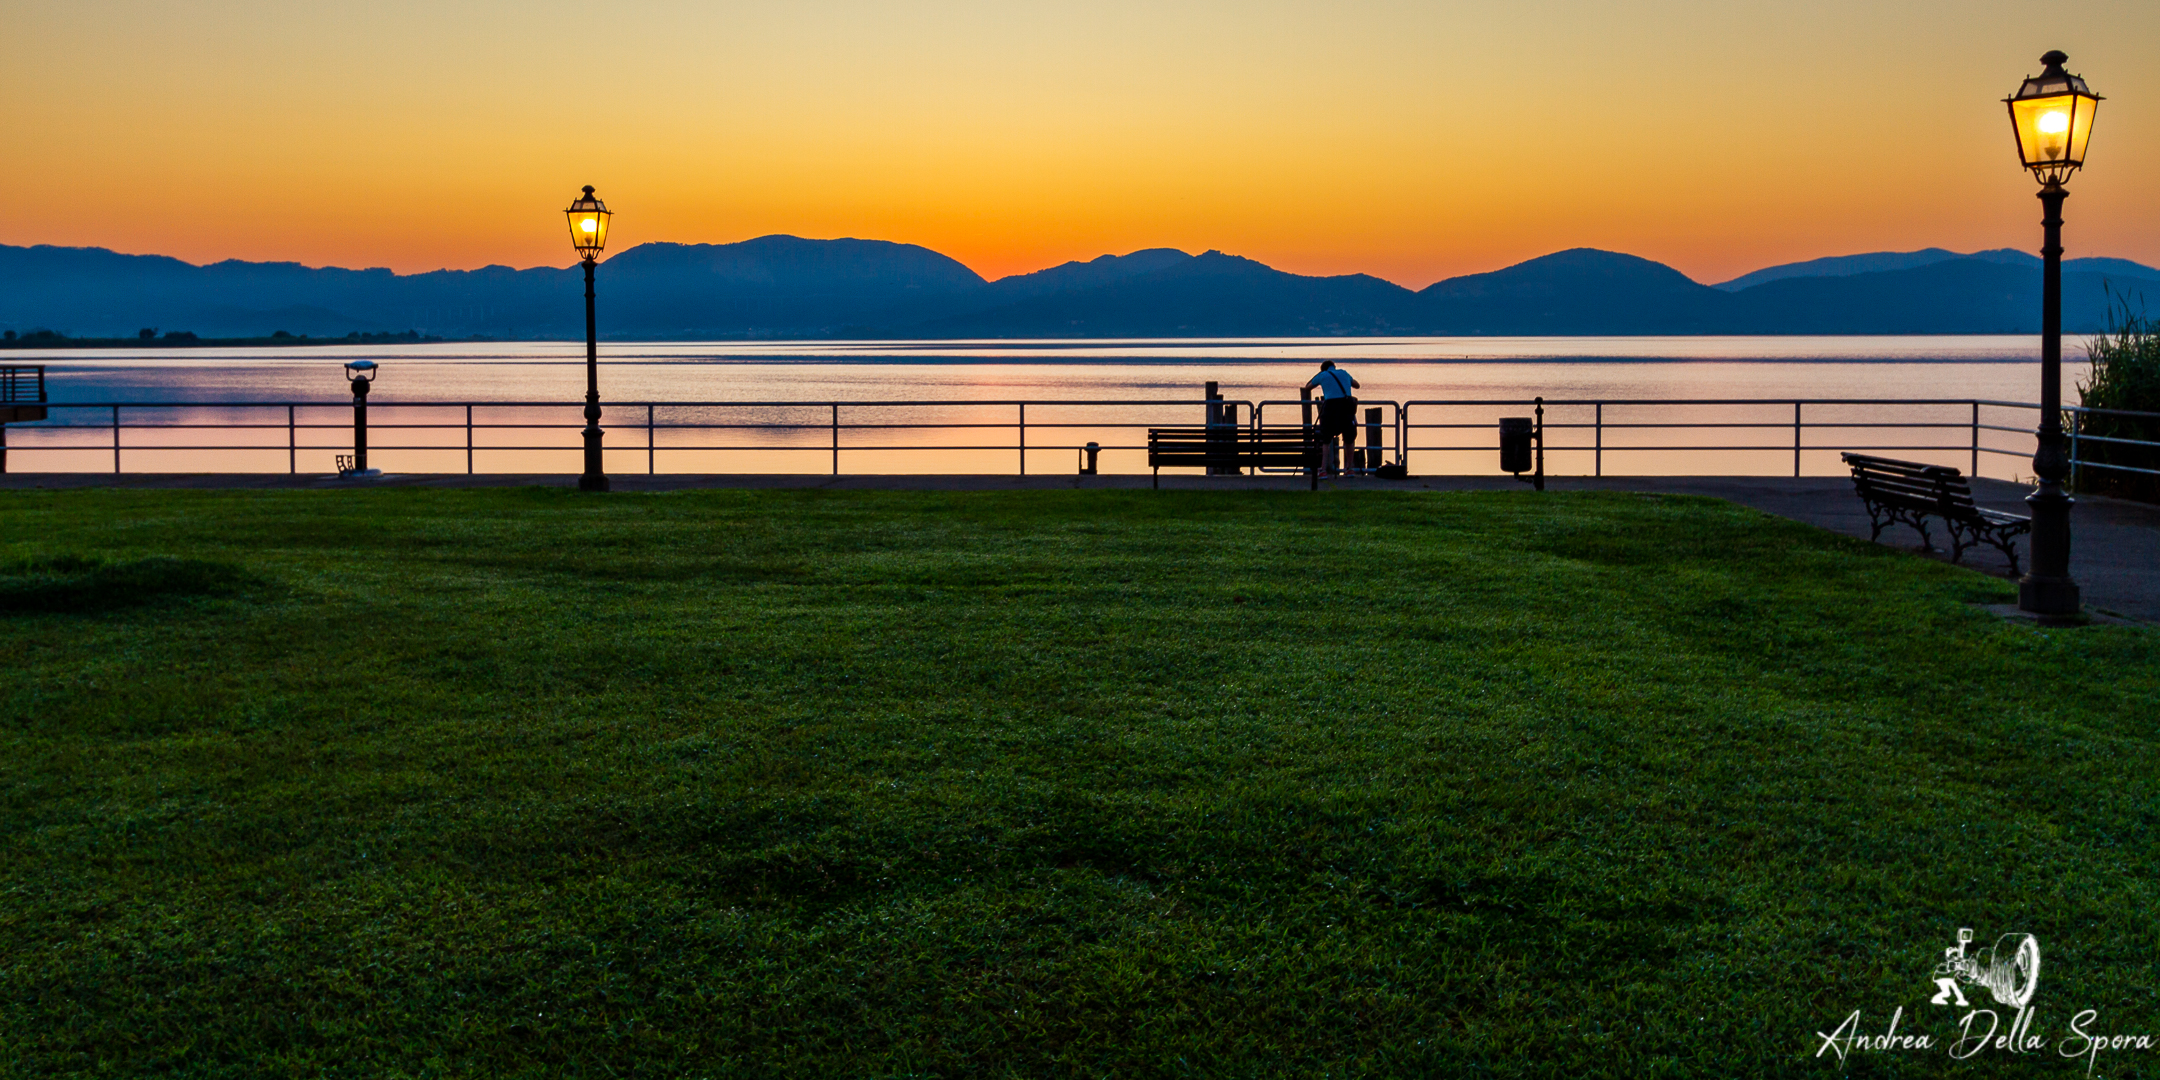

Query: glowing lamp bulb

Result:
[2038,111,2069,134]
[580,218,598,234]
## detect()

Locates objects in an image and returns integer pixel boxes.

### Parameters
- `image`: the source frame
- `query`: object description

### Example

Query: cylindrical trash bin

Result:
[1499,417,1534,474]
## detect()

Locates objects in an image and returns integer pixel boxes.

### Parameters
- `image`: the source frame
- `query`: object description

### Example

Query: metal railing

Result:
[2,396,2157,483]
[0,365,43,404]
[0,399,1254,477]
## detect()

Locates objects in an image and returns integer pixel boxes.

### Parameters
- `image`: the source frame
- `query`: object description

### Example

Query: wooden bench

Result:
[1148,426,1319,489]
[1841,452,2030,573]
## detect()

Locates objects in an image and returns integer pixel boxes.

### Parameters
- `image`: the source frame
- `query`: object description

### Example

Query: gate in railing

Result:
[2,396,2157,483]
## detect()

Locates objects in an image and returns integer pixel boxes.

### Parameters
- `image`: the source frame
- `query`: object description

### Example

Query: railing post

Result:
[831,403,839,476]
[113,405,121,474]
[1532,396,1545,492]
[1595,402,1603,478]
[648,403,656,475]
[1300,387,1314,480]
[466,405,474,475]
[289,405,297,474]
[1971,401,1980,478]
[2069,409,2080,492]
[1018,402,1026,476]
[1793,402,1803,478]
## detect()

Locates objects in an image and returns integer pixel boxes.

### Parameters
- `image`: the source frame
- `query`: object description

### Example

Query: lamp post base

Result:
[578,413,607,492]
[2017,575,2080,620]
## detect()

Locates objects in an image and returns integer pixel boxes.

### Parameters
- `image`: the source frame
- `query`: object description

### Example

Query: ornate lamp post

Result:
[2005,52,2100,620]
[566,185,613,492]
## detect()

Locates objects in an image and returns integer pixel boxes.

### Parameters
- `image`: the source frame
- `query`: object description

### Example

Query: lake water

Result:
[4,336,2087,479]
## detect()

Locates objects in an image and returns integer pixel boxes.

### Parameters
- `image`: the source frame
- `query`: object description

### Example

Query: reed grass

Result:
[2078,288,2160,501]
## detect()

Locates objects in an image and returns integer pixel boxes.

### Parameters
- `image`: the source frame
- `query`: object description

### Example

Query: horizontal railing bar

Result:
[1391,399,2013,406]
[1403,421,1993,431]
[24,398,1261,410]
[19,397,2154,418]
[9,439,2047,452]
[2073,459,2160,477]
[19,419,2117,435]
[1978,399,2160,420]
[1400,444,1988,452]
[2069,431,2160,449]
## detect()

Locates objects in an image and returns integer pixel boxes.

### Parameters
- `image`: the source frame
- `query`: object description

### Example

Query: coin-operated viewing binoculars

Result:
[338,360,381,478]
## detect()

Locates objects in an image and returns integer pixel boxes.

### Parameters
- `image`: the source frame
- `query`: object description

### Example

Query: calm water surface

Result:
[7,337,2085,478]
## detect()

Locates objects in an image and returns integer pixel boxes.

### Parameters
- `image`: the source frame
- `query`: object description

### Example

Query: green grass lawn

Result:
[2,488,2156,1078]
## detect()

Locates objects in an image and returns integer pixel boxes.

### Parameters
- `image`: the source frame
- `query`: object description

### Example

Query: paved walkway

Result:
[6,471,2154,622]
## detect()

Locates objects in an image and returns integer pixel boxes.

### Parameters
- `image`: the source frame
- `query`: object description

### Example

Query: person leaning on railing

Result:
[1305,361,1360,476]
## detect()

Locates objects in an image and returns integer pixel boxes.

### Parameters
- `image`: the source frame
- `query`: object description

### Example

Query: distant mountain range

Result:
[3,238,2156,340]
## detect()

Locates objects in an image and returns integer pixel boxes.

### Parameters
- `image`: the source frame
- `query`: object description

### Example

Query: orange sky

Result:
[6,0,2157,288]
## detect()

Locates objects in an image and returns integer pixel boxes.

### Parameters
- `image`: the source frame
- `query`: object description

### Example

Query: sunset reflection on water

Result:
[5,338,2081,479]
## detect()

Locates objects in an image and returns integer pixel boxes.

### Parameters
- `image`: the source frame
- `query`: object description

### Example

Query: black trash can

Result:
[1499,417,1534,474]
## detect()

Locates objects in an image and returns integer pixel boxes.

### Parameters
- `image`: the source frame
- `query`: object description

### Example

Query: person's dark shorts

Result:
[1320,397,1358,440]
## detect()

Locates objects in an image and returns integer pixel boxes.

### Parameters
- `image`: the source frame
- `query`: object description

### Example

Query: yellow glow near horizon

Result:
[4,0,2157,287]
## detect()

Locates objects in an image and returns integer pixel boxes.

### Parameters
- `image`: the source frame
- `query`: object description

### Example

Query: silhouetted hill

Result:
[917,251,1417,336]
[1725,259,2132,333]
[1414,249,1737,334]
[0,243,572,337]
[595,237,986,336]
[987,249,1196,299]
[3,237,2154,339]
[1715,249,1968,291]
[1716,247,2160,291]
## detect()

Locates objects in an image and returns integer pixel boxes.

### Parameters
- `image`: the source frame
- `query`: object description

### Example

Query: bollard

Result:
[1078,441,1100,475]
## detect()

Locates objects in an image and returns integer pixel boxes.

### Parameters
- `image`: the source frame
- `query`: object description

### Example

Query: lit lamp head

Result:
[565,185,611,262]
[2007,51,2100,187]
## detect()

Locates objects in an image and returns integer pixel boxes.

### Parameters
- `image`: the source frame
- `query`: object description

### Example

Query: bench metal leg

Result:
[1152,467,1159,490]
[1994,533,2024,577]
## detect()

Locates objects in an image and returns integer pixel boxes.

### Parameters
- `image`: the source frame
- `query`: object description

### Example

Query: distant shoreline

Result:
[0,331,2056,349]
[1,332,482,350]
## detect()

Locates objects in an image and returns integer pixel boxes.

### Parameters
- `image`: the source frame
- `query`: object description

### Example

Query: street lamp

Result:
[566,185,613,492]
[2005,51,2100,620]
